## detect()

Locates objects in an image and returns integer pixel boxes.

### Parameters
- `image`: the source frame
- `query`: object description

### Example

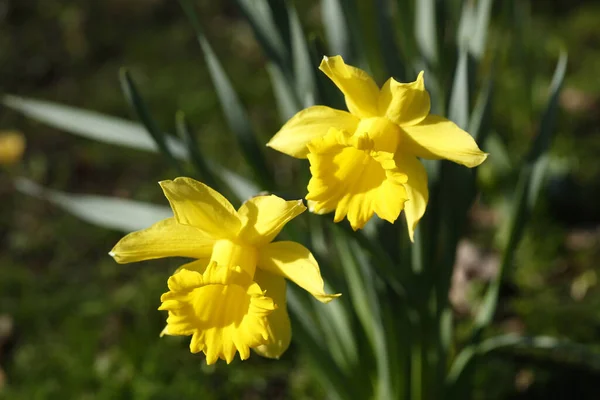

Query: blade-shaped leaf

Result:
[2,95,187,158]
[289,2,317,108]
[179,0,274,189]
[119,69,184,174]
[415,0,438,65]
[16,178,171,232]
[233,0,290,71]
[376,0,406,80]
[472,52,568,339]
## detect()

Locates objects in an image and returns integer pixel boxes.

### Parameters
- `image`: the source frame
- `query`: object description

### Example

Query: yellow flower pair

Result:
[111,56,486,364]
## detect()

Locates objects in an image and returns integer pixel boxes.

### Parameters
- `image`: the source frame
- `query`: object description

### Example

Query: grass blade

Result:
[15,178,172,232]
[2,95,186,158]
[179,0,274,189]
[174,111,220,189]
[233,0,289,72]
[471,52,568,343]
[375,0,406,80]
[289,2,317,107]
[119,69,184,174]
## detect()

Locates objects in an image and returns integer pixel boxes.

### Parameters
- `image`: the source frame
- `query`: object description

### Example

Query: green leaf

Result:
[472,52,568,340]
[414,0,438,65]
[15,178,171,232]
[288,2,317,107]
[2,95,186,158]
[335,231,398,400]
[457,0,494,59]
[448,50,471,129]
[375,0,406,80]
[266,62,301,122]
[447,334,600,394]
[119,69,184,174]
[174,111,220,190]
[179,0,274,189]
[4,94,258,204]
[233,0,289,71]
[321,0,352,60]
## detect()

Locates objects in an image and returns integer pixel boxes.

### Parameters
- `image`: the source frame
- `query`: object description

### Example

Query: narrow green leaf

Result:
[179,0,274,189]
[468,77,493,142]
[472,52,568,339]
[288,2,317,107]
[447,334,600,394]
[233,0,289,71]
[119,69,184,174]
[457,0,494,59]
[2,95,186,158]
[174,111,220,189]
[414,0,438,65]
[3,94,257,203]
[321,0,352,59]
[266,62,301,122]
[335,232,397,400]
[375,0,406,80]
[15,178,171,232]
[448,50,471,129]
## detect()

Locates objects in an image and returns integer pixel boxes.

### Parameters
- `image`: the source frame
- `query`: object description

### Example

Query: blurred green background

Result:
[1,0,600,398]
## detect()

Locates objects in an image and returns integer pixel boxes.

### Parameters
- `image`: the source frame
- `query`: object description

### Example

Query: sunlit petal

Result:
[110,217,215,264]
[267,106,359,158]
[259,241,340,303]
[237,195,306,246]
[319,56,380,118]
[378,72,430,126]
[402,115,488,167]
[395,153,429,242]
[159,264,275,365]
[159,177,241,238]
[253,269,291,359]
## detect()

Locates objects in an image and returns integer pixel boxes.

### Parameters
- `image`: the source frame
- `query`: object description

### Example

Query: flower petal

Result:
[110,217,215,263]
[319,55,380,118]
[253,269,291,359]
[394,153,429,242]
[159,263,275,365]
[306,128,408,229]
[401,115,488,167]
[378,72,430,126]
[237,195,306,246]
[259,241,340,303]
[267,106,359,158]
[159,177,241,238]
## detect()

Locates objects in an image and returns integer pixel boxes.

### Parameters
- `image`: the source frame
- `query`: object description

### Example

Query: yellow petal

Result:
[237,195,306,246]
[306,128,408,229]
[159,263,275,364]
[378,72,430,126]
[401,115,488,167]
[159,177,241,238]
[394,153,429,242]
[319,55,380,118]
[259,241,340,303]
[110,217,215,264]
[267,106,359,158]
[253,269,291,359]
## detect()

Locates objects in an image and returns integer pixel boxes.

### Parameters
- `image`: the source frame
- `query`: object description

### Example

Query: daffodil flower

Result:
[267,56,487,239]
[110,177,339,364]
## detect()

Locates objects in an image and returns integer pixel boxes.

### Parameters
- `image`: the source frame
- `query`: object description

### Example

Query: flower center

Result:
[210,239,258,278]
[353,116,401,153]
[191,282,250,328]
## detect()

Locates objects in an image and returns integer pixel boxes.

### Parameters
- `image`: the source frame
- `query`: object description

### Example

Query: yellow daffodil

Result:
[267,56,487,239]
[0,130,25,165]
[110,177,339,364]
